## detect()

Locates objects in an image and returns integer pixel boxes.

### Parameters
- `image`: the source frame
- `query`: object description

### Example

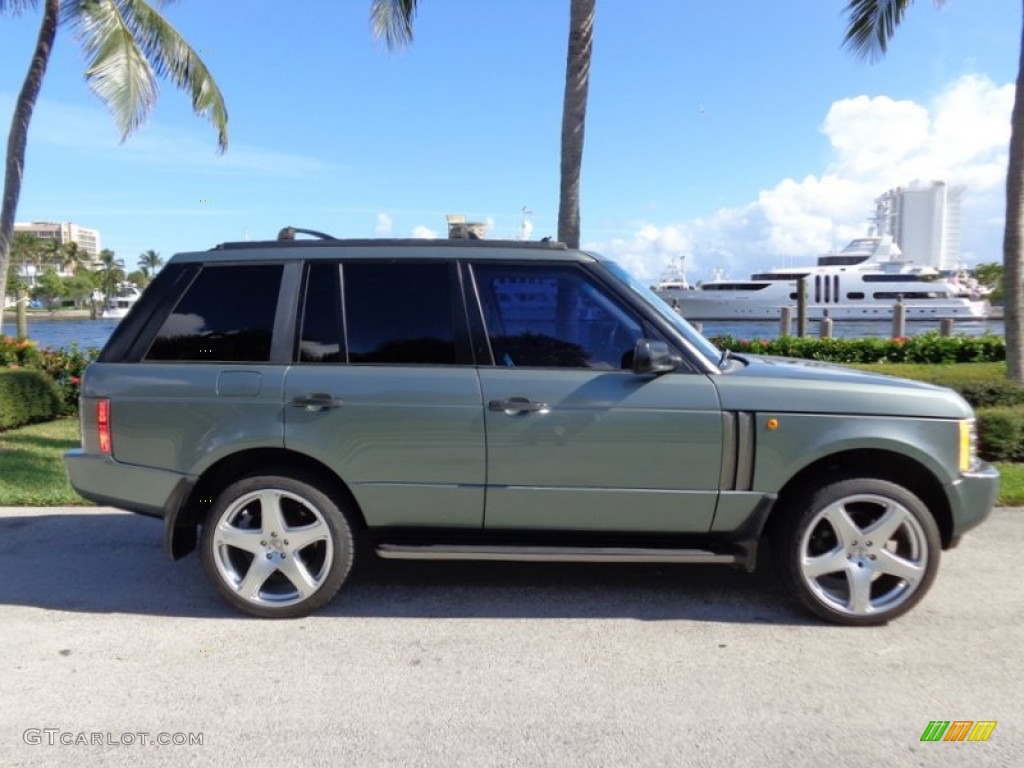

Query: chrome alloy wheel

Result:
[210,488,334,608]
[798,493,929,618]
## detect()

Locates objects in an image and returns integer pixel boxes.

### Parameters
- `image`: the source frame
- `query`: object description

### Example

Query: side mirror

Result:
[631,339,682,375]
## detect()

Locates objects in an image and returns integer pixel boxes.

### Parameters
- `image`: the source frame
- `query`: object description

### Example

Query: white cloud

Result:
[411,225,438,239]
[595,74,1013,282]
[374,213,393,235]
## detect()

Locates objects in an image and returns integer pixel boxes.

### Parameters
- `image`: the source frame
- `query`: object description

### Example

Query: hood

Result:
[711,353,973,420]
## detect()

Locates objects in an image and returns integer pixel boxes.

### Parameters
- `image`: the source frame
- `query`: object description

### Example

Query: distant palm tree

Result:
[0,0,229,331]
[60,241,91,275]
[843,0,1024,381]
[9,232,42,273]
[370,0,596,249]
[6,232,41,337]
[138,249,164,280]
[94,249,126,308]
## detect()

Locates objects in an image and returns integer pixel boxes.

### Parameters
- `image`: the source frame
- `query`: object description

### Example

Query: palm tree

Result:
[843,0,1024,381]
[139,248,163,275]
[370,0,596,249]
[0,0,230,333]
[94,248,126,309]
[556,0,594,249]
[60,241,90,275]
[137,248,163,283]
[6,231,41,338]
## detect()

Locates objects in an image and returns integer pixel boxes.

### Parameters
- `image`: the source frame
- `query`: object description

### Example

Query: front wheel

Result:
[774,478,941,626]
[200,473,355,618]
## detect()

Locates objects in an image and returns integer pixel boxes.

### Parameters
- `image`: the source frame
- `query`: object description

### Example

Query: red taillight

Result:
[97,398,111,454]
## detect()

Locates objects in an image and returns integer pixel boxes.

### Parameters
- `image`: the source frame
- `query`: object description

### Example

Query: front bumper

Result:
[946,461,1000,540]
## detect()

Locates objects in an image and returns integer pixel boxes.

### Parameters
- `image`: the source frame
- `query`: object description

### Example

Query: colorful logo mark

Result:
[920,721,997,742]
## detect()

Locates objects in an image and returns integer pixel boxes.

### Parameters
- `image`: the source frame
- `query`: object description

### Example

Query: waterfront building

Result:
[872,181,963,272]
[11,221,101,287]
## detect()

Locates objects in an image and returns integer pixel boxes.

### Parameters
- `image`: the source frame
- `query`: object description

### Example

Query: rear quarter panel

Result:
[82,363,287,474]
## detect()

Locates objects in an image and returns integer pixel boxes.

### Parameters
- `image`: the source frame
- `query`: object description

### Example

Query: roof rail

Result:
[277,226,336,241]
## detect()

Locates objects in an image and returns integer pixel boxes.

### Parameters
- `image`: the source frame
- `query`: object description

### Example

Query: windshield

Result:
[602,261,723,365]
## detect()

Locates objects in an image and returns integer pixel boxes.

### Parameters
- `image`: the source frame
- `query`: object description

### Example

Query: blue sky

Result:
[0,0,1019,280]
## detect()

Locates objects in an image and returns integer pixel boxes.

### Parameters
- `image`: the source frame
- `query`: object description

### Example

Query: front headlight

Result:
[959,418,979,473]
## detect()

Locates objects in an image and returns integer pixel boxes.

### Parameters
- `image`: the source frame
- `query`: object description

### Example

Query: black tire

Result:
[200,473,355,618]
[773,477,941,626]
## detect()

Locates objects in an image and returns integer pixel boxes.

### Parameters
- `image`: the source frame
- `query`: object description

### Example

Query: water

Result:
[2,317,121,351]
[3,315,1006,353]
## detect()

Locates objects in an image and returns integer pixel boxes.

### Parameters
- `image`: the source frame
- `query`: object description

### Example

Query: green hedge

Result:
[954,380,1024,409]
[0,369,62,430]
[977,408,1024,462]
[1,335,97,415]
[711,332,1006,364]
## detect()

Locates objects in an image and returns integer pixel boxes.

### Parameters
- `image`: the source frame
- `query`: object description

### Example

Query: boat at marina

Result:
[100,286,142,319]
[650,256,692,296]
[654,236,989,321]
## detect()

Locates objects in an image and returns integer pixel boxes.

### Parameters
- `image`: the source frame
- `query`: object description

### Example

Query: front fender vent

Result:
[720,411,756,491]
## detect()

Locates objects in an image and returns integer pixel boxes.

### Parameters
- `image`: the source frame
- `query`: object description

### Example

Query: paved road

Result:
[0,506,1020,767]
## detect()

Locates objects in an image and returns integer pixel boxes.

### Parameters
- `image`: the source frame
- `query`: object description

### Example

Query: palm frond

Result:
[843,0,915,61]
[63,0,228,152]
[370,0,418,49]
[0,1,38,14]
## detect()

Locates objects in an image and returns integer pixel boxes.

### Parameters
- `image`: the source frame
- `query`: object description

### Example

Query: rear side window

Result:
[146,264,283,362]
[343,262,459,364]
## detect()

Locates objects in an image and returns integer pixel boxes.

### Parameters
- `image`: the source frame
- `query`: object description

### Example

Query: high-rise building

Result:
[14,221,100,259]
[872,181,963,272]
[11,221,100,287]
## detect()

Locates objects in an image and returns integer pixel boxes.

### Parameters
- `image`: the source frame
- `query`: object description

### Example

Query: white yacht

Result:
[100,286,142,319]
[650,256,692,296]
[657,236,989,321]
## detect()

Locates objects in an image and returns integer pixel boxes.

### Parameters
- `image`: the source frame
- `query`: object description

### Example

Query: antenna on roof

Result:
[519,207,534,240]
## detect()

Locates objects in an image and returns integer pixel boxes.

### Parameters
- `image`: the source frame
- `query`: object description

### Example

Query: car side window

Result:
[343,262,459,364]
[473,263,643,369]
[145,264,283,362]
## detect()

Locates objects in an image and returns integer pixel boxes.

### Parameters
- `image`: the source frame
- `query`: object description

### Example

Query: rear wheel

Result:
[200,474,355,618]
[774,478,940,626]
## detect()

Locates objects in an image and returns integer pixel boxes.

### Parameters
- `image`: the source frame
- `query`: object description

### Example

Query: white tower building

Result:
[872,181,963,272]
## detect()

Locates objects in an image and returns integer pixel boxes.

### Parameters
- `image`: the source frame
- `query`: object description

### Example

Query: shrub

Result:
[2,336,97,415]
[977,408,1024,462]
[954,380,1024,410]
[711,332,1006,365]
[0,334,44,367]
[33,343,98,415]
[0,369,62,430]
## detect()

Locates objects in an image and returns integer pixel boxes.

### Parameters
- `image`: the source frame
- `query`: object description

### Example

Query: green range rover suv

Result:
[64,229,999,625]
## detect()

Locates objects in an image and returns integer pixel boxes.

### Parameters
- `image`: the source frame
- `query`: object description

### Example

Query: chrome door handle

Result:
[290,393,343,412]
[489,397,550,415]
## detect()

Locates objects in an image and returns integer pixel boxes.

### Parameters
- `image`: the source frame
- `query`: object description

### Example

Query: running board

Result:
[376,543,742,565]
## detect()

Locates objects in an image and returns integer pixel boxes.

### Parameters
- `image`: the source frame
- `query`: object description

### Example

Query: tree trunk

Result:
[556,0,595,249]
[0,0,60,329]
[1004,3,1024,382]
[15,292,27,340]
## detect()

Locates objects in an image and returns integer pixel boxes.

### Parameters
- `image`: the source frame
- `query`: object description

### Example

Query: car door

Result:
[283,260,486,529]
[471,261,722,533]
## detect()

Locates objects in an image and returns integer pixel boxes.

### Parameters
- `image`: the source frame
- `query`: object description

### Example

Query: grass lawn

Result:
[0,417,90,506]
[1,414,1022,508]
[851,361,1006,384]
